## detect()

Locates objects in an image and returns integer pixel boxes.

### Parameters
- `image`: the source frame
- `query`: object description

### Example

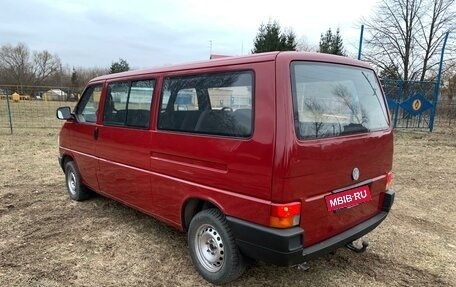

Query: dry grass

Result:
[0,125,455,286]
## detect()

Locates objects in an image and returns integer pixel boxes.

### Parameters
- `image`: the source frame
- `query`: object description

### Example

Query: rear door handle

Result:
[93,127,99,140]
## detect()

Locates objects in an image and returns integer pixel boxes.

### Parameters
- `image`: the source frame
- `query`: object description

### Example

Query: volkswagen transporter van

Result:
[56,51,395,285]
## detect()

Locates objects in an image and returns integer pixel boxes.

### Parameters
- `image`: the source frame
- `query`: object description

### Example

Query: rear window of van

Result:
[291,62,389,139]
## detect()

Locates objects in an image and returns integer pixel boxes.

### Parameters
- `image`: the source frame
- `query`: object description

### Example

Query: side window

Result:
[104,82,129,125]
[103,79,154,128]
[75,85,102,123]
[158,71,253,137]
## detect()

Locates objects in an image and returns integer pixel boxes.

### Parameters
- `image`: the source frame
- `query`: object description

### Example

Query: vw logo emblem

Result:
[352,168,360,181]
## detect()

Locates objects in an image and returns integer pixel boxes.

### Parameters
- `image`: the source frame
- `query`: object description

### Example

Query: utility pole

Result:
[209,40,212,57]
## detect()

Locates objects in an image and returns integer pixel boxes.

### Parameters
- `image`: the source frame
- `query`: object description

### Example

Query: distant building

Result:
[43,89,68,101]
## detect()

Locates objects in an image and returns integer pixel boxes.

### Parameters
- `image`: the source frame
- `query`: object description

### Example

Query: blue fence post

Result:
[394,81,401,128]
[429,31,449,132]
[358,25,364,60]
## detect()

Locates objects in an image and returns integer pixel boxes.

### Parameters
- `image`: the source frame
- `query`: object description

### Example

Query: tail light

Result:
[269,202,301,228]
[386,171,393,190]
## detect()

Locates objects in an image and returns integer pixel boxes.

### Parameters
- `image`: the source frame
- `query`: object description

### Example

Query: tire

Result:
[188,208,246,285]
[64,161,90,201]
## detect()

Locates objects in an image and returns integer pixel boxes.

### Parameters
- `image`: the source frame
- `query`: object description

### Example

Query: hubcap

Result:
[194,224,225,272]
[67,171,77,196]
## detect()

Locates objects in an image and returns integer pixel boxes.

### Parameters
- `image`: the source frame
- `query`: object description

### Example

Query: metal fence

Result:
[1,84,455,134]
[382,80,438,130]
[382,79,455,129]
[436,100,456,126]
[0,85,80,133]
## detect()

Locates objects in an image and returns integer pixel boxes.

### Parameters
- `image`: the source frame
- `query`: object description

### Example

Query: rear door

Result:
[276,60,393,246]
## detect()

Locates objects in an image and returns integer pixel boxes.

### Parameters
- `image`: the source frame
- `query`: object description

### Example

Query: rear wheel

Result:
[64,161,90,201]
[188,208,246,285]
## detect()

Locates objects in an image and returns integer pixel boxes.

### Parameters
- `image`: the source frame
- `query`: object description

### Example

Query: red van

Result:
[56,51,394,285]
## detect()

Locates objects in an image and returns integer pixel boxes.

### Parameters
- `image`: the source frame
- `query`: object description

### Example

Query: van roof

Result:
[91,51,372,82]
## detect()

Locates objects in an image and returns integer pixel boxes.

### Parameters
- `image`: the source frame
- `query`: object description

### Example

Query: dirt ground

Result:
[0,126,455,287]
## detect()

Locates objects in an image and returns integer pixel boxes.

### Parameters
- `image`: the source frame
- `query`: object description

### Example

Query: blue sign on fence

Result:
[399,93,433,116]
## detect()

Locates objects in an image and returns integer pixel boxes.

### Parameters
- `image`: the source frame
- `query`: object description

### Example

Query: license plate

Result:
[325,185,371,211]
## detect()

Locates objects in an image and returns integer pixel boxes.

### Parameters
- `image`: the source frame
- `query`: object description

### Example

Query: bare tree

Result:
[362,0,455,81]
[444,74,456,101]
[32,50,62,85]
[418,0,456,81]
[72,67,109,87]
[296,35,317,52]
[0,43,32,85]
[442,59,456,102]
[0,43,63,87]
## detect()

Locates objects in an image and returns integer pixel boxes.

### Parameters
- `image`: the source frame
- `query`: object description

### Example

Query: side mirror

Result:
[56,106,73,120]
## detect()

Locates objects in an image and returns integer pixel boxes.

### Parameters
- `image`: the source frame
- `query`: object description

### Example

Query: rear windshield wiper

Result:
[361,71,378,97]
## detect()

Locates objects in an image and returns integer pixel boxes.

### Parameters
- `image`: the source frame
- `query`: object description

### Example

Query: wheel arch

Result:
[181,197,224,232]
[60,153,74,171]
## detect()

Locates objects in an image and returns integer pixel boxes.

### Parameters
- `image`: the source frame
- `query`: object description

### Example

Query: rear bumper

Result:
[227,189,395,266]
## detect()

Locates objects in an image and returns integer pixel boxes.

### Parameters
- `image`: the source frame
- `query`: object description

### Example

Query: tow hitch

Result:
[296,261,310,271]
[345,239,369,253]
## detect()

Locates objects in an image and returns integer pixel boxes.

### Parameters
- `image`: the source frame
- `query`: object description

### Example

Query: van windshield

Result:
[291,62,389,140]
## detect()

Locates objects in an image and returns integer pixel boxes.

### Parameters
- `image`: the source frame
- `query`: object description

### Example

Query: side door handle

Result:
[93,127,99,140]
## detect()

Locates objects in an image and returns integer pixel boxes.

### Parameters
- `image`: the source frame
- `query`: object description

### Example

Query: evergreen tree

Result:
[319,28,346,56]
[283,29,298,51]
[71,67,78,86]
[332,29,345,56]
[110,58,130,74]
[319,29,333,54]
[252,20,297,53]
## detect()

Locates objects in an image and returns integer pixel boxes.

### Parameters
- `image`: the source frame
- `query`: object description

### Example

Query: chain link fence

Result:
[0,85,81,134]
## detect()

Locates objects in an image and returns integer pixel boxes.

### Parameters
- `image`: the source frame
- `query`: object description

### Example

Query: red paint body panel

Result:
[272,52,393,245]
[58,51,393,251]
[146,61,276,227]
[282,132,393,246]
[96,126,152,210]
[68,122,100,191]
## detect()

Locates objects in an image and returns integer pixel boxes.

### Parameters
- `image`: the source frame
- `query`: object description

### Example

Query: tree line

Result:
[0,43,130,96]
[1,0,454,96]
[250,0,455,101]
[251,20,345,56]
[252,0,455,83]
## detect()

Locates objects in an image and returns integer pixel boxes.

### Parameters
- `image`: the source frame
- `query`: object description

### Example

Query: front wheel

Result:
[64,161,91,201]
[188,208,246,285]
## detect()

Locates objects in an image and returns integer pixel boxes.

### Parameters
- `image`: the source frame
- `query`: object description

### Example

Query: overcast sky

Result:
[1,0,379,70]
